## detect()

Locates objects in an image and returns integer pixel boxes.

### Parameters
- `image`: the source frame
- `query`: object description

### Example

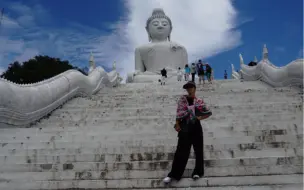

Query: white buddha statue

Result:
[127,8,188,83]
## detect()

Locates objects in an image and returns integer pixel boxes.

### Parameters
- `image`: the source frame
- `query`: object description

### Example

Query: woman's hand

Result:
[174,123,181,132]
[197,115,210,120]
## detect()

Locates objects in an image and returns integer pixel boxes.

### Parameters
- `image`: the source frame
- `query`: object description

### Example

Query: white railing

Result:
[0,66,120,127]
[231,64,240,79]
[236,54,303,87]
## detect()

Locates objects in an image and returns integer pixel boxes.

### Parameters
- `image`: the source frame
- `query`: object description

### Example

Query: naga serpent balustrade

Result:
[0,66,121,127]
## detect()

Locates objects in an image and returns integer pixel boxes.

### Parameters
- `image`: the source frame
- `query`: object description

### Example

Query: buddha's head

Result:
[146,8,172,42]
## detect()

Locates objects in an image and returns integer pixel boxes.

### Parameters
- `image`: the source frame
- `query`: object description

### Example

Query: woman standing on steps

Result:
[163,81,212,184]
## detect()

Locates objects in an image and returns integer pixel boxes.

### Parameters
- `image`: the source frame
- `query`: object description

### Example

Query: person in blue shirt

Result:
[184,64,190,81]
[205,63,212,84]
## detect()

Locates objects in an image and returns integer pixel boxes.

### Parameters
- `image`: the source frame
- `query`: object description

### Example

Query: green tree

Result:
[0,55,87,84]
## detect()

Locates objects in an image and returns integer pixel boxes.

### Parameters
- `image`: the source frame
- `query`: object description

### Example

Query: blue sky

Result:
[0,0,303,79]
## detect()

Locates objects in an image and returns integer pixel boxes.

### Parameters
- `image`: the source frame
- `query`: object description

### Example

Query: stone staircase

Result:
[0,79,303,189]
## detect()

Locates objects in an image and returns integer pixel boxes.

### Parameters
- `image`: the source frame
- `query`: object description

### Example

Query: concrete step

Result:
[0,157,302,172]
[0,166,302,181]
[47,113,301,126]
[0,126,301,142]
[43,185,302,190]
[3,120,300,136]
[95,85,299,95]
[0,174,302,189]
[63,96,302,108]
[108,89,300,97]
[38,113,301,127]
[52,102,302,115]
[94,89,301,97]
[1,148,303,164]
[1,141,302,156]
[50,104,302,121]
[1,134,302,150]
[1,131,302,145]
[1,128,302,145]
[89,94,301,103]
[97,90,301,96]
[33,119,303,139]
[93,86,301,94]
[72,88,302,98]
[131,185,304,190]
[1,119,301,137]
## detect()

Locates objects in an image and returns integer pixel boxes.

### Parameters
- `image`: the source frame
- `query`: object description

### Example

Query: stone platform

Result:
[0,78,303,189]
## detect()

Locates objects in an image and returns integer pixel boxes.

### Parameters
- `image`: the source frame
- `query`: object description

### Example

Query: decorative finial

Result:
[239,54,245,65]
[88,52,96,74]
[254,56,258,63]
[263,44,268,60]
[89,52,95,66]
[231,64,235,72]
[113,61,116,71]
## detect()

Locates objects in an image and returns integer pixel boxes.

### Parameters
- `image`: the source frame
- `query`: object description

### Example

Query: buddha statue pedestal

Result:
[127,71,160,83]
[127,68,178,83]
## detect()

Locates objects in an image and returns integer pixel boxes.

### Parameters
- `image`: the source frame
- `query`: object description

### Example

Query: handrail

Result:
[0,66,120,127]
[239,55,303,87]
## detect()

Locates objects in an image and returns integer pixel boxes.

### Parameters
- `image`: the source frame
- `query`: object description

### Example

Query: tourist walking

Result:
[160,68,167,85]
[184,64,190,81]
[163,81,212,184]
[197,60,205,85]
[177,67,183,82]
[224,70,227,79]
[190,63,196,82]
[205,63,212,84]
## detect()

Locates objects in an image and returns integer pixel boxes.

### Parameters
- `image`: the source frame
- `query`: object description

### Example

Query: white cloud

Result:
[0,15,21,29]
[9,2,32,14]
[101,0,242,78]
[0,0,241,80]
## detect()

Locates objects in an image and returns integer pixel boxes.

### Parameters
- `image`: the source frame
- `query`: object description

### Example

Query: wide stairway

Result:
[0,79,303,189]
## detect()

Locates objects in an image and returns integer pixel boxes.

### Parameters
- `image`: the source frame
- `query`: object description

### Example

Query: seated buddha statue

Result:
[127,8,188,83]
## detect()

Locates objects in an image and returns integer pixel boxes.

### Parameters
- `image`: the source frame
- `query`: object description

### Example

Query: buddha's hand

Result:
[197,115,211,120]
[170,42,183,50]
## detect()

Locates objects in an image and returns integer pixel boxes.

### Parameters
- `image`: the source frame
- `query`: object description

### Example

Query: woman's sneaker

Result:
[192,175,200,180]
[163,177,172,184]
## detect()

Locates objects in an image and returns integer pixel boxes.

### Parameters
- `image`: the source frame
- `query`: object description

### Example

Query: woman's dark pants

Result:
[167,130,204,181]
[191,73,196,82]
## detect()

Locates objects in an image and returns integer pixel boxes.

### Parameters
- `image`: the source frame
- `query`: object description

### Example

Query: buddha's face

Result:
[147,18,171,41]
